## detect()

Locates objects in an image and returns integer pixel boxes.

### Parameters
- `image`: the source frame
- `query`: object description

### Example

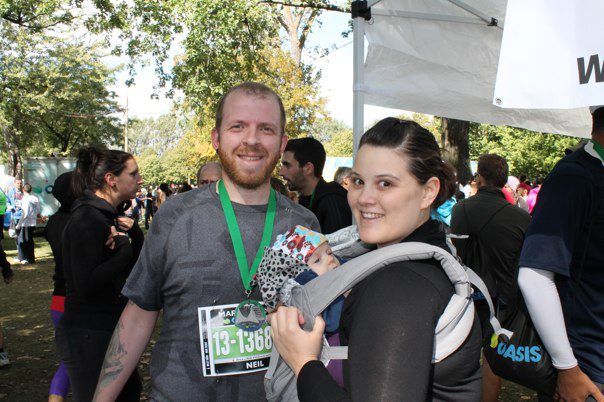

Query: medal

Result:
[234,299,267,331]
[218,180,276,332]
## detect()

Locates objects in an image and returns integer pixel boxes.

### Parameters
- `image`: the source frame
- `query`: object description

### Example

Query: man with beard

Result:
[93,82,319,402]
[279,137,351,234]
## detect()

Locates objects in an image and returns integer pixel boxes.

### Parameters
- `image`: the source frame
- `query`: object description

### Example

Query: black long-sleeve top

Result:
[61,190,144,331]
[299,178,352,234]
[297,219,482,401]
[46,209,70,296]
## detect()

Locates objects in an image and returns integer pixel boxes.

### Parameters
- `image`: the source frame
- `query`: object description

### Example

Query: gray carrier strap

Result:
[290,242,478,363]
[265,240,512,402]
[299,242,471,322]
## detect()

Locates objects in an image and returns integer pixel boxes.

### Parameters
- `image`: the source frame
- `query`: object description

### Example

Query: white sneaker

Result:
[12,258,22,263]
[20,260,29,265]
[0,351,9,367]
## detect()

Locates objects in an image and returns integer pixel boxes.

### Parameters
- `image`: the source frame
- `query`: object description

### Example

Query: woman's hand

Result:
[268,306,325,376]
[116,216,134,232]
[106,226,127,250]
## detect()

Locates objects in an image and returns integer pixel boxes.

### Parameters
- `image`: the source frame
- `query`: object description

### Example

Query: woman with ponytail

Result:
[269,118,482,401]
[56,148,144,402]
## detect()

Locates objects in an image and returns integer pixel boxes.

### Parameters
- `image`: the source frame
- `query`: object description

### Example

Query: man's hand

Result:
[556,366,604,402]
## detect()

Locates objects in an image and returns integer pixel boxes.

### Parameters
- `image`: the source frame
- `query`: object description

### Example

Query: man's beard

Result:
[283,177,301,192]
[218,145,281,190]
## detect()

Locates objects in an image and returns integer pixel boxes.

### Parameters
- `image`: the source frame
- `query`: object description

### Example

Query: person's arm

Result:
[93,301,158,401]
[518,267,576,368]
[15,198,29,229]
[68,218,133,296]
[518,267,604,402]
[126,221,144,263]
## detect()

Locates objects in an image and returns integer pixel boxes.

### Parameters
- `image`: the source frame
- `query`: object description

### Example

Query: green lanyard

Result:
[309,189,316,209]
[218,180,276,295]
[593,140,604,161]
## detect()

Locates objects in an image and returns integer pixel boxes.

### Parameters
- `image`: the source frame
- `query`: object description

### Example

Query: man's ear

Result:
[420,177,440,210]
[211,128,220,151]
[303,162,315,177]
[280,135,288,154]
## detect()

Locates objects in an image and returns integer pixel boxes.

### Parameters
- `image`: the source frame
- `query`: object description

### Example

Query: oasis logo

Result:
[578,54,604,84]
[494,342,543,363]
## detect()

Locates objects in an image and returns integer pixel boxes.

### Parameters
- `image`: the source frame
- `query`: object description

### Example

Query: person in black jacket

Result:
[269,118,482,401]
[45,172,75,402]
[279,137,352,234]
[55,148,144,402]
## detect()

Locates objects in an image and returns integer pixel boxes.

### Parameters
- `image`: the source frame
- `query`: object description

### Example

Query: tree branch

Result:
[258,0,349,13]
[299,9,319,50]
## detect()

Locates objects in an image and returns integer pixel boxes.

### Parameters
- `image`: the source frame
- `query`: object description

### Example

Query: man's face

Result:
[199,165,222,186]
[279,151,306,192]
[211,91,287,190]
[14,179,22,191]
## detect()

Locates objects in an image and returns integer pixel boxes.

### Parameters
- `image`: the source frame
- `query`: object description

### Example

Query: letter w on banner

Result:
[494,0,604,109]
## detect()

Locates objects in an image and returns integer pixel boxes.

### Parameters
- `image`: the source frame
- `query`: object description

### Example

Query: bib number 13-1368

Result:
[198,303,272,377]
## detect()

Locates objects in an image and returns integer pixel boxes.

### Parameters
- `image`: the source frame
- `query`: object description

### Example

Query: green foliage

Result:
[311,117,353,156]
[128,113,191,157]
[134,110,217,185]
[0,25,122,157]
[324,130,353,157]
[469,123,580,178]
[310,117,350,143]
[172,2,325,138]
[172,0,278,109]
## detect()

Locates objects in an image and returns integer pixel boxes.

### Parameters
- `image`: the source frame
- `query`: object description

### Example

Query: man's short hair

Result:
[215,82,286,135]
[284,137,326,178]
[23,183,32,193]
[334,166,352,185]
[592,106,604,135]
[477,154,509,188]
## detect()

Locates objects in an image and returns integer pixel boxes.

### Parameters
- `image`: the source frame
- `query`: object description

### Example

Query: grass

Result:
[0,233,539,401]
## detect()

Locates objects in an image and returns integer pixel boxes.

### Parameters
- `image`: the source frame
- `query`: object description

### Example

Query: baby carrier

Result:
[264,225,512,402]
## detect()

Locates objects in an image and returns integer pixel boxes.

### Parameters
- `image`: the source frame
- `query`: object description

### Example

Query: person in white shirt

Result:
[15,183,39,264]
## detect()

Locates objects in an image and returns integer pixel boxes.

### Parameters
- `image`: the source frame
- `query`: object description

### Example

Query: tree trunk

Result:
[281,6,302,65]
[2,125,22,177]
[440,117,471,186]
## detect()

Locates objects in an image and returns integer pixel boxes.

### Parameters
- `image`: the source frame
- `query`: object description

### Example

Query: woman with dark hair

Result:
[155,182,172,210]
[269,118,482,401]
[56,148,144,402]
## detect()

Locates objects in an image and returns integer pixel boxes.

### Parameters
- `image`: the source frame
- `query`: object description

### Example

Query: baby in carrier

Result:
[256,225,345,385]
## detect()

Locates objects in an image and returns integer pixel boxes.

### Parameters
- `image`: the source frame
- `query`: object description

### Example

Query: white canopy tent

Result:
[352,0,593,151]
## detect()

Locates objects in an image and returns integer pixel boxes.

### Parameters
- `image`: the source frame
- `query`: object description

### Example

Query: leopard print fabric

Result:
[255,247,311,310]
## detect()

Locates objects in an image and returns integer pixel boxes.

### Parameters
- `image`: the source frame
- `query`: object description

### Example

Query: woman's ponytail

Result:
[71,147,133,199]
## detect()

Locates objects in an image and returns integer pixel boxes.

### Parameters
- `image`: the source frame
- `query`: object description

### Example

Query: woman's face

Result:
[348,145,438,248]
[113,158,143,202]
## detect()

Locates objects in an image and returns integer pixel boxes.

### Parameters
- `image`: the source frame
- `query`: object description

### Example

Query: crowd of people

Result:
[0,82,602,402]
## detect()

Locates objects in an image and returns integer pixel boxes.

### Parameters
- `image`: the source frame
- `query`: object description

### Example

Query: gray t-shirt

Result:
[122,183,319,401]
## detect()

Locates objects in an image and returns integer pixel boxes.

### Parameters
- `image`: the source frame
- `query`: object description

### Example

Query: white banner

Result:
[494,0,604,109]
[360,0,591,138]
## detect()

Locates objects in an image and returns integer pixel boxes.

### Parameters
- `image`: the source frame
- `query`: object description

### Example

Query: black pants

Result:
[144,208,153,229]
[17,226,35,263]
[56,324,141,402]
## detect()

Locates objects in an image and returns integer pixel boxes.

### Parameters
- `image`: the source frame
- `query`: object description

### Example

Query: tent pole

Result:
[352,2,368,157]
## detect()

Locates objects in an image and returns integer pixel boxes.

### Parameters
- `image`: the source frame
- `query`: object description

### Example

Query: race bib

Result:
[198,303,272,377]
